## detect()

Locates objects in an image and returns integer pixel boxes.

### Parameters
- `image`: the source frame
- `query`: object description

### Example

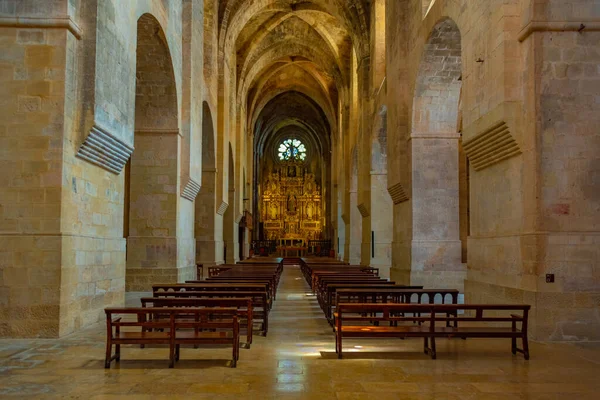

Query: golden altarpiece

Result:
[260,139,323,243]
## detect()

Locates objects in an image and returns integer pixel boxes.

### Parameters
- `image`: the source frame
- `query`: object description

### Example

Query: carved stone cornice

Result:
[387,183,409,204]
[76,124,134,174]
[181,178,201,202]
[0,16,83,39]
[216,201,229,216]
[357,203,370,218]
[518,20,600,42]
[235,214,244,224]
[462,102,522,171]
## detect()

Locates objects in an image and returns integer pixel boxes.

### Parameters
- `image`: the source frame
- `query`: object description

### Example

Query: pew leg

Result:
[335,333,338,354]
[430,337,437,360]
[175,344,180,362]
[511,337,517,355]
[231,342,238,368]
[423,337,429,355]
[264,313,269,337]
[337,335,343,359]
[115,345,120,362]
[522,336,530,360]
[104,340,112,369]
[140,326,146,349]
[169,344,175,368]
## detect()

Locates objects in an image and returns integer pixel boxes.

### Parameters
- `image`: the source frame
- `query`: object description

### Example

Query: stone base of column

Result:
[126,236,178,291]
[410,270,466,292]
[225,240,239,264]
[371,263,391,279]
[411,239,464,290]
[195,239,224,279]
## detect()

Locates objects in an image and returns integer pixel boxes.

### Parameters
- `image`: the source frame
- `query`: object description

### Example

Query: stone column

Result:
[348,188,362,265]
[370,171,393,278]
[195,168,220,274]
[223,189,239,264]
[126,132,180,291]
[410,134,464,290]
[0,22,70,336]
[357,56,373,267]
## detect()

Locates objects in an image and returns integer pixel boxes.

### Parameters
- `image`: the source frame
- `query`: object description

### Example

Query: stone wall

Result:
[0,0,202,337]
[0,15,72,336]
[387,0,600,340]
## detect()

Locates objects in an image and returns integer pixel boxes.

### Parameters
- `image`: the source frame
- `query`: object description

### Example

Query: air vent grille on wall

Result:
[357,203,370,218]
[76,125,134,174]
[462,121,521,171]
[181,178,201,201]
[387,183,409,204]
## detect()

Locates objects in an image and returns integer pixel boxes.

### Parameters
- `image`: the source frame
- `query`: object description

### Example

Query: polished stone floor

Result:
[1,265,600,399]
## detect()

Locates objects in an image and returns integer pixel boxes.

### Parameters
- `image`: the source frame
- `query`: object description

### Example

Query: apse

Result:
[252,91,332,244]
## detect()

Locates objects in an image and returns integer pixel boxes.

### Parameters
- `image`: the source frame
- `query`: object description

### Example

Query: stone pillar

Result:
[370,171,393,279]
[411,135,464,290]
[126,132,180,291]
[357,56,373,267]
[196,169,220,272]
[348,189,362,265]
[223,189,239,264]
[0,8,90,337]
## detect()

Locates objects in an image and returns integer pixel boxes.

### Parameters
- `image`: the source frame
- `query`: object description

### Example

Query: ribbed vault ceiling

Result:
[218,0,371,155]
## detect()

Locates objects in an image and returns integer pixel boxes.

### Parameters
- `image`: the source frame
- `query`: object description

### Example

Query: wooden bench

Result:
[334,303,530,360]
[299,263,367,286]
[188,278,277,300]
[309,269,376,289]
[317,282,399,317]
[323,285,424,323]
[313,275,382,294]
[208,266,232,277]
[153,283,271,305]
[140,297,254,348]
[105,307,240,368]
[152,290,270,335]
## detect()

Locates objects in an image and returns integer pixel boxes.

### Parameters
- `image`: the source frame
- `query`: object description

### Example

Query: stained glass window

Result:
[278,138,306,161]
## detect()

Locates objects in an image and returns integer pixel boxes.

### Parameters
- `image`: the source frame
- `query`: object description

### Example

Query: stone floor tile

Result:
[0,265,598,399]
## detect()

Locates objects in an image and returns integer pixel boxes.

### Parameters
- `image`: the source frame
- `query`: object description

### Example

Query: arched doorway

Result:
[410,18,465,290]
[125,14,179,291]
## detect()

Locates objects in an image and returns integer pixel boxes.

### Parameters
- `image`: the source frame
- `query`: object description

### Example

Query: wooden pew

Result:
[141,297,254,348]
[332,288,457,328]
[320,284,403,322]
[189,278,277,300]
[299,262,365,285]
[334,303,530,360]
[312,273,381,293]
[316,280,396,315]
[152,290,270,335]
[105,307,240,368]
[153,283,271,304]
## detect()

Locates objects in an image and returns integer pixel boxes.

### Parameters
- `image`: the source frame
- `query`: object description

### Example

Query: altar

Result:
[260,161,323,241]
[277,238,308,257]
